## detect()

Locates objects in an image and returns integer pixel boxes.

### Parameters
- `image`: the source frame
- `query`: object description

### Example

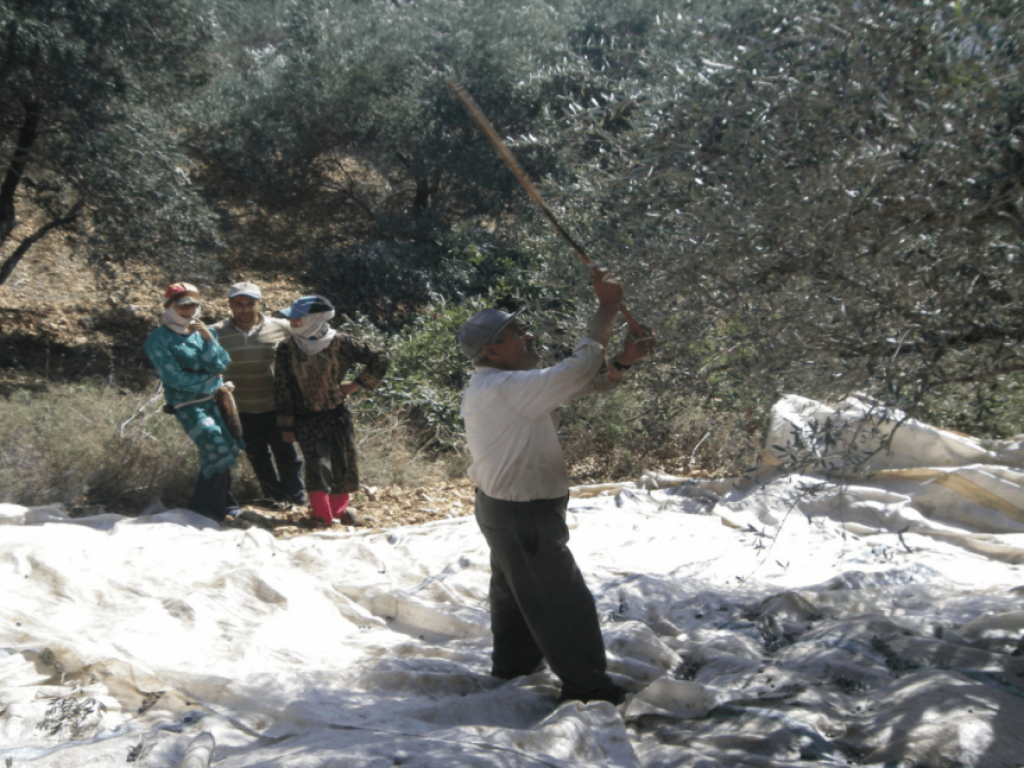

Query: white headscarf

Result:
[162,304,198,335]
[290,309,336,354]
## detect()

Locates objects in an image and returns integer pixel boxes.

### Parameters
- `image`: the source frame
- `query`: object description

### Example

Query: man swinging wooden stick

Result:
[451,78,657,705]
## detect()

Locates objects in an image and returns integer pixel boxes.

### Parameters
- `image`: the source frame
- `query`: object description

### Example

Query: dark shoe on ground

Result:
[224,509,276,531]
[236,509,277,531]
[335,510,359,526]
[223,510,252,529]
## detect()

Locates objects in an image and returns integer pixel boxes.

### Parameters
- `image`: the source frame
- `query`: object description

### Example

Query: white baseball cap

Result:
[228,281,261,299]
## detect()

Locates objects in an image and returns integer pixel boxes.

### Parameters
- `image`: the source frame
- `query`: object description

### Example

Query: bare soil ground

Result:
[230,480,478,539]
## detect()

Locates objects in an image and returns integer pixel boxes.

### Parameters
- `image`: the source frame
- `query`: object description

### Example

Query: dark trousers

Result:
[474,489,617,700]
[240,411,305,502]
[188,469,239,522]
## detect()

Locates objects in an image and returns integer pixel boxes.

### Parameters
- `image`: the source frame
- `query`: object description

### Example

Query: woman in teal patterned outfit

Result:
[144,283,244,521]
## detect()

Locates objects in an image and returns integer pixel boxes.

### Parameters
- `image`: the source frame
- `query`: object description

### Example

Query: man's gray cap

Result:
[228,281,261,299]
[458,306,526,358]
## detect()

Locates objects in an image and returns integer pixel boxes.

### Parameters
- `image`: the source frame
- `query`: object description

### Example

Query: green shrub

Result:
[348,280,590,454]
[559,374,761,482]
[341,298,487,452]
[308,222,551,329]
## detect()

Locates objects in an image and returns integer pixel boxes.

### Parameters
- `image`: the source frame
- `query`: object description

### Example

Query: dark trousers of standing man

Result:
[239,410,306,503]
[474,488,623,704]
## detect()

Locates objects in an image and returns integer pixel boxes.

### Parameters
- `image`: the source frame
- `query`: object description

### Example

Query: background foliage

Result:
[4,0,1024,506]
[0,0,223,284]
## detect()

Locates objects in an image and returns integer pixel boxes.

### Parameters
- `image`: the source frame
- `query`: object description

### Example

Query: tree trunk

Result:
[0,200,83,287]
[0,100,41,247]
[0,100,84,288]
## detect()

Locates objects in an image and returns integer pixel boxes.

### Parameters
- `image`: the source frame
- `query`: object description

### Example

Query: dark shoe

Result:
[224,510,275,531]
[336,509,359,526]
[223,511,252,530]
[236,509,276,531]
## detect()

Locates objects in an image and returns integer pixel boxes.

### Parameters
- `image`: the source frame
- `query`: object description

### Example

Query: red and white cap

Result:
[163,282,201,308]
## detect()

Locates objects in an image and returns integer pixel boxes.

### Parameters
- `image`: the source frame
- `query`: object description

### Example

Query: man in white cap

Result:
[458,269,655,706]
[211,281,306,506]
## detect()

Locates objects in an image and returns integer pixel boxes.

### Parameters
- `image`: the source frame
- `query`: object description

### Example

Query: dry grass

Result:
[0,382,202,511]
[0,381,463,513]
[354,406,468,489]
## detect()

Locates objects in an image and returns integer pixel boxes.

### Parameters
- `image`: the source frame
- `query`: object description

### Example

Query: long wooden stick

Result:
[447,77,645,336]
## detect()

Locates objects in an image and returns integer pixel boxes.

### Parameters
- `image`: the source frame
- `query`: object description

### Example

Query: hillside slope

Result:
[0,222,315,395]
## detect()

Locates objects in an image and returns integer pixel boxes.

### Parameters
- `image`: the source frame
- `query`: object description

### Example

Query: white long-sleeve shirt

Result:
[461,337,613,501]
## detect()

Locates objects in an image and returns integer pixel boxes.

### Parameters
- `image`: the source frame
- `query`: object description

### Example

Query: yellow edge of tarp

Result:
[876,468,1024,523]
[756,455,1024,523]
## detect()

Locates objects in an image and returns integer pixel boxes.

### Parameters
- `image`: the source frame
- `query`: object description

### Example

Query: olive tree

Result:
[186,0,1024,455]
[191,0,624,322]
[524,0,1024,438]
[0,0,221,287]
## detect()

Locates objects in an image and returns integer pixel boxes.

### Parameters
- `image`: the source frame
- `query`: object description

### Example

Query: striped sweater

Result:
[210,314,291,413]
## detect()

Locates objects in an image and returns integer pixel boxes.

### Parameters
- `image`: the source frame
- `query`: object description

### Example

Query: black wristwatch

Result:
[612,358,633,372]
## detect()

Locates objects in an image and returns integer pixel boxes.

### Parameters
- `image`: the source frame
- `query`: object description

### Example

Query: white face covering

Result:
[162,303,199,335]
[290,309,336,354]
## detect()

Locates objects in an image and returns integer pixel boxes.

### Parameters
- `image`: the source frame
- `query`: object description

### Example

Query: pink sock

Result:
[309,491,332,524]
[329,493,350,518]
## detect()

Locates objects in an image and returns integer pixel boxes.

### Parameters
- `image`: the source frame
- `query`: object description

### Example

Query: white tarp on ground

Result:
[3,394,1024,768]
